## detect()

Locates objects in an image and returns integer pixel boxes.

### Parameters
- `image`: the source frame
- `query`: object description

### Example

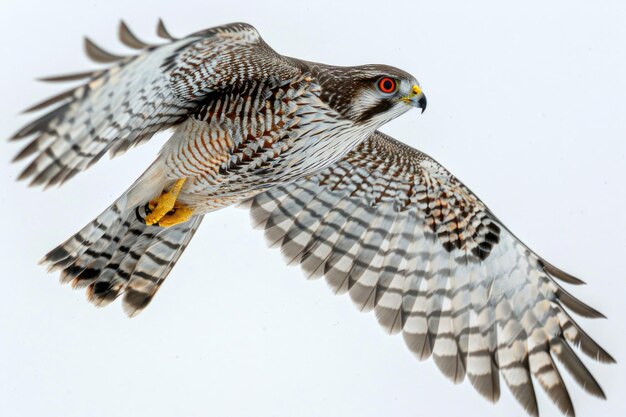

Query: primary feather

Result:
[9,20,612,417]
[248,131,614,416]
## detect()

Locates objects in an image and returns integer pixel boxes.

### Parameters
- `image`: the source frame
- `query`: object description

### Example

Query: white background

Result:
[0,1,624,416]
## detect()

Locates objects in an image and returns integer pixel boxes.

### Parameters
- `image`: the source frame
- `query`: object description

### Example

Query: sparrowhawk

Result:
[9,20,612,417]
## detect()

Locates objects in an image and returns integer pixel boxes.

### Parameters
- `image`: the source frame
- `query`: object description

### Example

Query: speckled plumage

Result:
[248,132,613,416]
[9,20,611,417]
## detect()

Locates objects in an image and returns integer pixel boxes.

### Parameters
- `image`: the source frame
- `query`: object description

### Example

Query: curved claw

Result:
[144,178,193,227]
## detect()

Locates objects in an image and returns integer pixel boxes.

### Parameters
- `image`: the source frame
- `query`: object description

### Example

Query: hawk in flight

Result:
[9,20,612,417]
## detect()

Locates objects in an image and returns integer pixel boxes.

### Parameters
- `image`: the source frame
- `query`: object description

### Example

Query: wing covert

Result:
[247,131,613,417]
[10,21,301,188]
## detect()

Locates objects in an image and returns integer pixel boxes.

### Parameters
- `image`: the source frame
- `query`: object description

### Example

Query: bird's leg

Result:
[144,178,194,227]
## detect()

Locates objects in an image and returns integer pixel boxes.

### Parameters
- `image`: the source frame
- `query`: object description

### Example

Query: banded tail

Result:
[41,194,203,317]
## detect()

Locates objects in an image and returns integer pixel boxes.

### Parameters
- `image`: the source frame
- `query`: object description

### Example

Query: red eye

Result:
[378,77,396,93]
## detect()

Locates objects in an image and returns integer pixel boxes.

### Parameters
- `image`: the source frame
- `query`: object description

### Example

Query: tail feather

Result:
[41,199,203,316]
[43,196,129,271]
[123,217,202,317]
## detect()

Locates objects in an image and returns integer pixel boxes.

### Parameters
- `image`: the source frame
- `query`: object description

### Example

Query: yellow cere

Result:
[412,85,422,96]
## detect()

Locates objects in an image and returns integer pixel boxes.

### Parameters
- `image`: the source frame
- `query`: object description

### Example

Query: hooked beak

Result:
[401,85,427,113]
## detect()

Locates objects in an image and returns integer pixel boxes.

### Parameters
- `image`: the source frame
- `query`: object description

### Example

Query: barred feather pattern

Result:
[168,24,300,101]
[161,76,373,213]
[41,197,203,316]
[25,21,415,315]
[163,77,320,193]
[12,39,193,188]
[10,21,613,415]
[10,21,302,189]
[248,131,614,417]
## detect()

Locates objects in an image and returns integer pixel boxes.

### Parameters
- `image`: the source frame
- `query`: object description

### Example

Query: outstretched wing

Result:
[10,20,300,188]
[247,131,613,417]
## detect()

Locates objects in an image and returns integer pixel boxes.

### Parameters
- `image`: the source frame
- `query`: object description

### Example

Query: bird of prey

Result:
[9,20,612,417]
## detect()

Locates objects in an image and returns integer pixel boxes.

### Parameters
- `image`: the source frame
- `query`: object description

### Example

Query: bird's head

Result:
[316,64,426,126]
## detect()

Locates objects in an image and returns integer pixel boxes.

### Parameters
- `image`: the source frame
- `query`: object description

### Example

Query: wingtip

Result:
[16,161,36,182]
[600,351,617,364]
[37,70,95,83]
[542,261,586,285]
[84,36,125,63]
[593,384,608,400]
[156,18,176,40]
[20,90,75,114]
[13,147,32,163]
[118,19,150,49]
[554,284,606,319]
[9,128,27,141]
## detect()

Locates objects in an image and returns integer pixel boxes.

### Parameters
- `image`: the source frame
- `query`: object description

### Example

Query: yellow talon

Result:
[157,205,195,227]
[144,178,194,227]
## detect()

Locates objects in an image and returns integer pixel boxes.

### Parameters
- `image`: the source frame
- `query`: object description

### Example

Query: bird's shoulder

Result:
[169,23,309,101]
[189,22,262,43]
